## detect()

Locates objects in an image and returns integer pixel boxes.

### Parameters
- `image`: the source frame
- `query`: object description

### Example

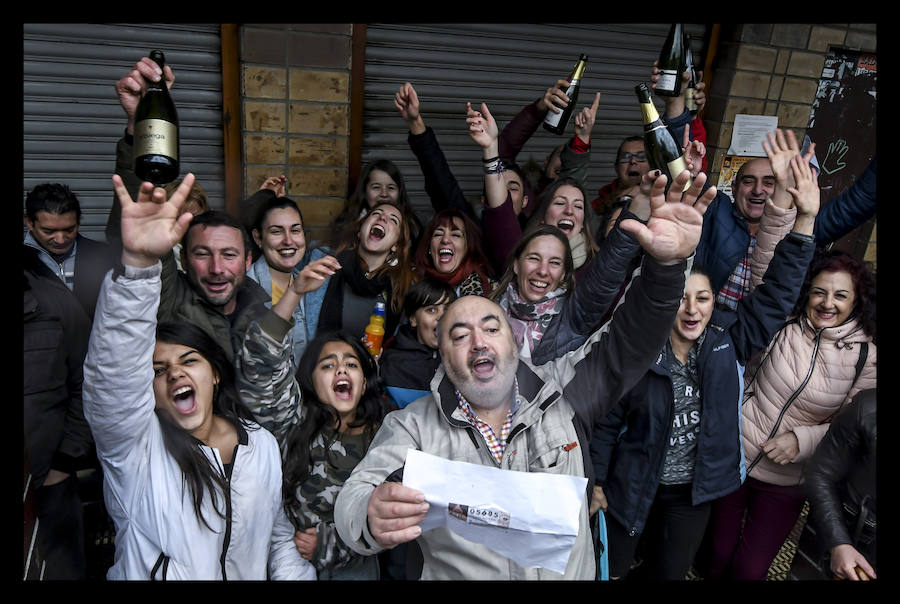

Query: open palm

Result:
[114,173,196,266]
[620,170,715,265]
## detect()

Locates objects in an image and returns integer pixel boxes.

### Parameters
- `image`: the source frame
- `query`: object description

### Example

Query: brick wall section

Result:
[240,24,353,243]
[703,23,876,269]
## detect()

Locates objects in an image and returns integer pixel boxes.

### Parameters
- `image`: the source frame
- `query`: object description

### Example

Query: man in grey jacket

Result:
[335,170,716,579]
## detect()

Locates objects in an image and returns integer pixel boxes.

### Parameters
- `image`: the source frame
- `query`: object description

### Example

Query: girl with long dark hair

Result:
[82,174,314,580]
[237,316,389,579]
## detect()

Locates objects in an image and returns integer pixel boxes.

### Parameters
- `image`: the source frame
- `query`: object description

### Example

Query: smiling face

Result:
[183,225,252,315]
[254,206,306,273]
[410,295,451,349]
[152,341,217,436]
[502,170,529,215]
[614,139,650,186]
[439,296,518,412]
[513,235,567,302]
[312,341,367,425]
[429,216,468,274]
[733,158,775,224]
[359,203,403,256]
[26,210,79,256]
[671,273,715,346]
[365,169,400,207]
[542,184,585,239]
[805,270,856,330]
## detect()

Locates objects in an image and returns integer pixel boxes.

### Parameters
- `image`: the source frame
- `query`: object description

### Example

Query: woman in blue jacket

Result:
[590,171,820,580]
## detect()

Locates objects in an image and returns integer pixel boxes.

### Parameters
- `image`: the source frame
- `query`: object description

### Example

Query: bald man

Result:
[335,171,713,579]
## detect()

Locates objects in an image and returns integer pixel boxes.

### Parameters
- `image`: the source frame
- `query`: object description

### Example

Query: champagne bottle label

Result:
[685,88,697,112]
[667,156,692,192]
[544,78,579,128]
[135,119,179,159]
[657,70,678,92]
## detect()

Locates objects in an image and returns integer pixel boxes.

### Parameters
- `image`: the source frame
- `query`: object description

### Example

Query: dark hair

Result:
[336,201,416,314]
[616,135,645,160]
[25,183,81,223]
[281,331,388,505]
[793,249,876,340]
[524,176,598,264]
[403,278,458,320]
[184,210,252,259]
[596,192,633,242]
[252,196,304,234]
[154,321,258,530]
[490,224,575,302]
[331,159,423,245]
[413,208,494,289]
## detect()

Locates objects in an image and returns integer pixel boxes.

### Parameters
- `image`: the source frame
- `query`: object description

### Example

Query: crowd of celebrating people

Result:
[23,50,876,581]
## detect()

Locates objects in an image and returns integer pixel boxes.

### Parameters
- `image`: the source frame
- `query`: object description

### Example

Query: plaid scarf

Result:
[499,283,565,357]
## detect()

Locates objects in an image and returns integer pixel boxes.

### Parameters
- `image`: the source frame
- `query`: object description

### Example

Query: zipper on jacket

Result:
[217,443,240,580]
[746,329,822,475]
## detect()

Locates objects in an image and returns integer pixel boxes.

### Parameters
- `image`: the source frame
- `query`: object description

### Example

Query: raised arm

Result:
[499,79,570,163]
[559,170,714,426]
[106,58,176,247]
[83,174,195,470]
[762,128,817,210]
[398,82,476,220]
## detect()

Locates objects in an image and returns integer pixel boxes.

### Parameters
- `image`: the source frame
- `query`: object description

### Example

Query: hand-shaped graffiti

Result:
[822,138,849,175]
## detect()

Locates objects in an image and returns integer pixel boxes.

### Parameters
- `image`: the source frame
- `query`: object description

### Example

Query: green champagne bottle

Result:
[542,54,588,135]
[655,24,685,97]
[134,50,180,185]
[635,82,691,193]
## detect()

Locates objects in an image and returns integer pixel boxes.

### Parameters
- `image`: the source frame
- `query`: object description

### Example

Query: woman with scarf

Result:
[412,208,495,298]
[315,201,417,343]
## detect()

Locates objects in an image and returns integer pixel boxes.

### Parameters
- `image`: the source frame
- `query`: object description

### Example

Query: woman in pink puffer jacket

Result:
[705,248,876,580]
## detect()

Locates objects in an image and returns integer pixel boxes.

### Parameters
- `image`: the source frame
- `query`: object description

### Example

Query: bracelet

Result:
[483,160,504,175]
[481,155,500,164]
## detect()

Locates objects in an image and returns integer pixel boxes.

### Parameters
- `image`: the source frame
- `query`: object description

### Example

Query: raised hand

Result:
[366,482,429,548]
[619,170,715,265]
[573,92,601,143]
[539,78,572,115]
[394,82,420,122]
[762,128,803,184]
[466,101,499,150]
[260,174,287,197]
[291,255,341,296]
[681,127,706,177]
[115,57,175,133]
[787,155,821,218]
[693,73,706,113]
[114,173,196,268]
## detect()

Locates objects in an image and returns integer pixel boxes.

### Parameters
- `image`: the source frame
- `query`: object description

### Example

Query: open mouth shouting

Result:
[470,354,497,380]
[333,378,353,401]
[369,224,386,241]
[171,385,197,415]
[556,219,575,235]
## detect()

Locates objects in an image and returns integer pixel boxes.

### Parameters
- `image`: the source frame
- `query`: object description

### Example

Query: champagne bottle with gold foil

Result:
[635,82,691,193]
[134,50,180,185]
[543,54,588,135]
[655,24,685,97]
[684,33,698,115]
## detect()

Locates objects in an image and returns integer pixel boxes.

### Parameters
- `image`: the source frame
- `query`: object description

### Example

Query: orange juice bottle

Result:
[362,301,386,356]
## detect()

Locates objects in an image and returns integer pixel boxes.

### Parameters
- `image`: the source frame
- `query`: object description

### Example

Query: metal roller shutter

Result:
[362,23,708,222]
[23,23,224,240]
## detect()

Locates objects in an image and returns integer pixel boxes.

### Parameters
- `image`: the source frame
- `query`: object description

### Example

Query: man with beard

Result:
[155,207,269,364]
[334,170,713,580]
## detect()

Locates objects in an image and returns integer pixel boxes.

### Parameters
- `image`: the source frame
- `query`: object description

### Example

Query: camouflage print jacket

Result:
[235,309,374,575]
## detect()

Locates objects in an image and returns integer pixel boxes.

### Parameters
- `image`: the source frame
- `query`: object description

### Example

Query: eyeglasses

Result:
[616,152,647,163]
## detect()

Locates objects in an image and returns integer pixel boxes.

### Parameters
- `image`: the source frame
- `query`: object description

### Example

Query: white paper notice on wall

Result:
[728,114,779,157]
[402,448,587,574]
